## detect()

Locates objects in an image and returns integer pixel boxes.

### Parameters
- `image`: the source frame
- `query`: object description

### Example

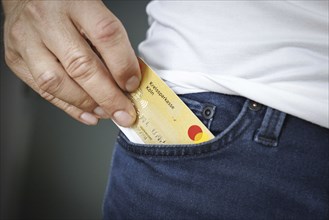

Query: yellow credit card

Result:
[117,58,214,145]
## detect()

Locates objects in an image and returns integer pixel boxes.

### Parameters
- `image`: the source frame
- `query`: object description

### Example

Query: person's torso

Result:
[138,0,328,128]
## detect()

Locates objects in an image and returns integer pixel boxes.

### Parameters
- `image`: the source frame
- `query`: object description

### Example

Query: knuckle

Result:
[62,104,76,116]
[39,91,75,117]
[56,99,71,112]
[64,50,96,81]
[36,71,64,94]
[98,93,121,114]
[92,17,124,44]
[114,59,136,80]
[77,98,97,111]
[4,50,19,67]
[39,90,55,102]
[9,21,25,42]
[24,1,47,22]
[98,95,113,106]
[51,96,72,113]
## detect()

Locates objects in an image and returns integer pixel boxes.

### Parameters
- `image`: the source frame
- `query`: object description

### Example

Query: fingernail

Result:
[126,76,140,92]
[113,110,135,127]
[93,106,109,118]
[80,112,98,125]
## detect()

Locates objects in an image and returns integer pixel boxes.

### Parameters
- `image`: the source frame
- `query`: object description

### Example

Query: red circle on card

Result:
[188,125,203,141]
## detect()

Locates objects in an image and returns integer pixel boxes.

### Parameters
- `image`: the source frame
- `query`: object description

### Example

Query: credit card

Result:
[116,58,214,145]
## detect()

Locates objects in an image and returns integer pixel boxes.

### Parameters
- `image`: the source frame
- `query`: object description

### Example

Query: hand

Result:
[3,0,141,126]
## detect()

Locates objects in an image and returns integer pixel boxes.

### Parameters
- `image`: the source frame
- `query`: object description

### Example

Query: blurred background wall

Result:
[1,1,150,219]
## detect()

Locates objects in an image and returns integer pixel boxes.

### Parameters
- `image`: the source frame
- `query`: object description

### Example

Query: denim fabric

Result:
[103,92,329,220]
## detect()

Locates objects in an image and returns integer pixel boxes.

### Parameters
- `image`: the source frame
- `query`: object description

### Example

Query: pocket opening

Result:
[117,99,254,158]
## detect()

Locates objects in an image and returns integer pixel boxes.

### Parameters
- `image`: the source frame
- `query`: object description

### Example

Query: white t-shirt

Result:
[138,1,329,128]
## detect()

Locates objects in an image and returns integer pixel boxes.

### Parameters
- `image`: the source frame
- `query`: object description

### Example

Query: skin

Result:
[2,0,141,126]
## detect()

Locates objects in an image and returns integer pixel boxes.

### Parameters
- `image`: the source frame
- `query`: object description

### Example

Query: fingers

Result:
[44,94,99,126]
[4,1,139,127]
[5,56,99,125]
[38,18,136,126]
[70,1,141,92]
[21,41,98,113]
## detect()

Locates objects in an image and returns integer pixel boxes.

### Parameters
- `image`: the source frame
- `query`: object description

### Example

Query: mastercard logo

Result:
[188,125,209,143]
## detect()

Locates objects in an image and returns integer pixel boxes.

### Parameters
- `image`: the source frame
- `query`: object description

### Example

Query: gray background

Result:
[1,1,149,219]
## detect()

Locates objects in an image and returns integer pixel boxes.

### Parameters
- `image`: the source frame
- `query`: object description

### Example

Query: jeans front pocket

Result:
[104,92,329,220]
[117,92,258,158]
[104,93,267,220]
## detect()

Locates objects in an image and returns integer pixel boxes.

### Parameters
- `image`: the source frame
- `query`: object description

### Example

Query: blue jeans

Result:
[103,92,329,220]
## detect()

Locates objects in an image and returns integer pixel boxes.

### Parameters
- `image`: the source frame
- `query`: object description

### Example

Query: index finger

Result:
[38,20,136,126]
[70,1,141,93]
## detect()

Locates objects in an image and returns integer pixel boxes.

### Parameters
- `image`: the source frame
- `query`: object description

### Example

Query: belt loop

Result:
[254,107,286,147]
